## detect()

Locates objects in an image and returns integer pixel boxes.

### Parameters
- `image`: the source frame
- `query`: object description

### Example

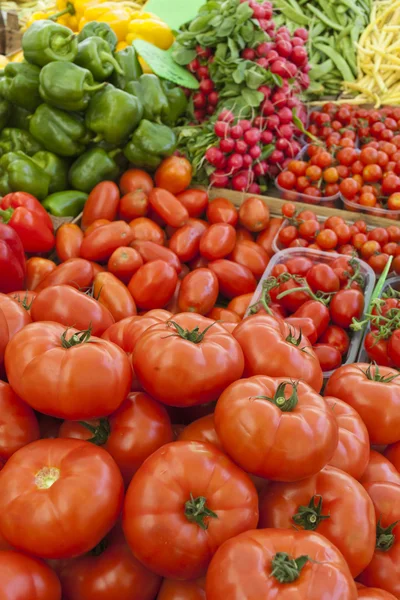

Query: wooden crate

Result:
[0,11,21,56]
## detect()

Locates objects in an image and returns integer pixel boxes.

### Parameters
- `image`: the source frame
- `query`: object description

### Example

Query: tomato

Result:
[119,169,154,196]
[131,240,181,274]
[55,223,83,262]
[319,325,350,355]
[133,314,244,406]
[257,217,283,257]
[199,224,237,260]
[94,272,137,322]
[208,260,257,298]
[277,170,296,190]
[128,260,177,310]
[239,197,270,232]
[157,577,206,600]
[215,376,336,480]
[35,258,94,292]
[0,381,39,462]
[129,217,165,245]
[178,269,218,315]
[358,482,400,598]
[292,300,330,338]
[80,221,134,262]
[325,363,400,445]
[330,289,364,329]
[284,257,312,277]
[81,181,120,230]
[5,322,132,420]
[306,264,340,294]
[230,240,269,278]
[206,197,238,226]
[0,293,31,339]
[387,225,400,242]
[177,189,208,218]
[298,220,320,241]
[0,550,61,599]
[149,188,189,229]
[385,443,400,476]
[313,343,342,371]
[276,278,310,313]
[108,246,143,284]
[102,313,169,361]
[59,525,161,600]
[59,391,173,486]
[259,464,375,576]
[360,450,400,486]
[207,307,241,323]
[227,293,253,319]
[123,441,258,579]
[278,225,298,246]
[0,438,123,559]
[205,528,357,600]
[178,414,222,450]
[168,223,205,263]
[361,147,379,165]
[155,156,192,195]
[387,329,400,368]
[316,229,338,249]
[288,160,307,177]
[339,178,360,199]
[84,219,110,237]
[388,193,400,210]
[25,257,56,290]
[285,316,318,344]
[119,191,149,221]
[357,587,398,599]
[0,307,8,369]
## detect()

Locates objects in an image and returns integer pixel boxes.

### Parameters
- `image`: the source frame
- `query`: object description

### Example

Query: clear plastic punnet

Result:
[341,195,400,221]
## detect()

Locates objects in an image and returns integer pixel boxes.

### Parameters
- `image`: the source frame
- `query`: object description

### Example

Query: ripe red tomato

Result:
[207,307,241,324]
[177,189,208,218]
[80,221,134,262]
[0,550,61,599]
[168,223,205,263]
[385,442,400,474]
[128,260,178,310]
[206,197,238,226]
[364,333,391,367]
[292,300,330,338]
[0,438,123,558]
[55,223,84,262]
[230,240,269,278]
[238,197,270,232]
[312,343,342,371]
[149,188,189,228]
[306,263,340,293]
[360,450,400,486]
[0,294,31,339]
[35,258,94,292]
[0,381,39,463]
[107,246,143,284]
[178,269,219,315]
[316,229,338,249]
[102,312,170,360]
[178,414,222,450]
[205,529,357,600]
[319,325,350,355]
[133,314,244,406]
[329,289,364,329]
[357,587,398,599]
[258,464,375,576]
[82,181,120,230]
[157,577,206,600]
[129,217,165,245]
[233,314,323,391]
[119,190,149,221]
[5,322,132,420]
[215,376,337,481]
[131,240,181,274]
[119,169,154,196]
[25,257,56,291]
[208,260,257,298]
[227,293,254,319]
[199,223,237,260]
[285,256,313,276]
[123,441,259,579]
[155,156,192,195]
[325,363,400,445]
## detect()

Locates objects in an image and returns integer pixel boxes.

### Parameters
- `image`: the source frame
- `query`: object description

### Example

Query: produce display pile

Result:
[2,0,400,599]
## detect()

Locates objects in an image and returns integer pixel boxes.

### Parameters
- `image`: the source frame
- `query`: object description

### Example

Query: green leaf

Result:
[228,38,239,59]
[144,0,205,30]
[236,2,254,23]
[270,72,283,87]
[232,62,247,84]
[241,88,264,107]
[217,16,235,37]
[240,22,254,43]
[171,44,197,65]
[261,144,275,160]
[215,43,228,60]
[245,69,266,89]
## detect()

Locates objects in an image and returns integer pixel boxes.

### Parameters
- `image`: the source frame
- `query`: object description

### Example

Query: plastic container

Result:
[244,247,376,379]
[275,145,341,208]
[357,275,400,363]
[341,195,400,221]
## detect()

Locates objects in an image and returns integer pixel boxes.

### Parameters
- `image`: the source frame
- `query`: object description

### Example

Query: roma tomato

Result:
[178,414,222,450]
[312,344,342,371]
[358,482,400,598]
[128,260,178,310]
[0,294,31,339]
[168,222,207,263]
[107,246,143,284]
[207,307,241,324]
[132,313,244,406]
[385,442,400,472]
[129,217,165,245]
[177,189,208,218]
[25,257,56,290]
[319,325,350,355]
[208,260,257,298]
[259,465,375,577]
[206,197,238,226]
[360,450,400,486]
[149,188,189,228]
[31,285,115,336]
[330,289,364,329]
[5,322,132,420]
[84,219,110,236]
[285,257,313,276]
[119,169,154,196]
[55,223,83,262]
[119,190,149,221]
[0,381,39,463]
[155,156,192,195]
[81,181,120,230]
[157,577,206,600]
[59,526,161,600]
[227,293,253,319]
[325,396,370,480]
[230,240,269,279]
[306,264,340,293]
[239,197,270,232]
[257,217,284,257]
[178,269,219,315]
[0,550,61,600]
[59,391,173,486]
[94,272,137,322]
[200,223,237,262]
[292,300,330,338]
[205,529,357,600]
[325,364,400,445]
[215,376,338,481]
[80,221,134,262]
[131,240,181,273]
[233,314,323,391]
[122,441,258,579]
[35,258,94,292]
[0,438,124,559]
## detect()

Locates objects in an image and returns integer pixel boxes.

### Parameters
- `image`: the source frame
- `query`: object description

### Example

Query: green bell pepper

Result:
[68,148,120,193]
[77,22,118,51]
[39,61,106,112]
[32,151,69,194]
[0,99,10,132]
[123,120,176,170]
[0,63,41,112]
[126,74,169,122]
[42,190,88,218]
[0,128,43,157]
[110,45,142,90]
[161,80,188,126]
[0,151,50,200]
[30,104,90,157]
[22,20,78,67]
[85,85,143,145]
[75,36,124,82]
[9,107,31,131]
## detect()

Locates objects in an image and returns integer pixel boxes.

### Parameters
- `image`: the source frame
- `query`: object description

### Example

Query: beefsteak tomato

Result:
[0,550,61,599]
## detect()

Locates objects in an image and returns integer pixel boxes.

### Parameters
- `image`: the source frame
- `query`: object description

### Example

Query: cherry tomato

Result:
[319,325,350,355]
[312,343,342,371]
[282,202,296,218]
[298,220,320,241]
[306,263,340,293]
[277,171,296,190]
[285,257,313,276]
[339,178,360,199]
[278,225,298,246]
[316,229,338,250]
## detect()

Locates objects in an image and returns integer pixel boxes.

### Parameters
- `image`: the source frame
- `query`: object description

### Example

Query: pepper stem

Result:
[0,207,13,223]
[52,33,76,49]
[100,51,124,75]
[376,518,399,552]
[270,552,310,583]
[48,2,75,20]
[83,81,107,93]
[166,320,217,344]
[78,419,111,445]
[61,326,92,348]
[292,495,330,530]
[255,381,299,412]
[184,494,218,530]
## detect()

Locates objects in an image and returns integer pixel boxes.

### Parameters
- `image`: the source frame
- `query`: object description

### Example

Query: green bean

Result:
[314,42,355,80]
[309,59,334,78]
[273,0,309,25]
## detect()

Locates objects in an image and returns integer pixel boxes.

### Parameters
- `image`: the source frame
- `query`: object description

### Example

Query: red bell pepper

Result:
[0,223,26,293]
[0,207,55,254]
[1,192,53,232]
